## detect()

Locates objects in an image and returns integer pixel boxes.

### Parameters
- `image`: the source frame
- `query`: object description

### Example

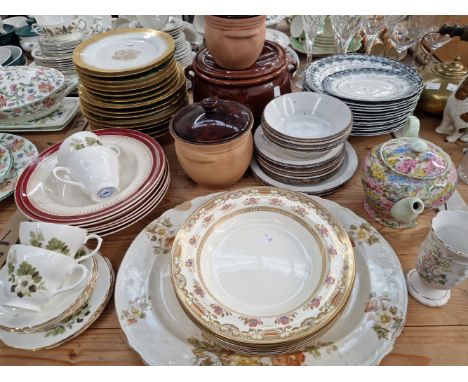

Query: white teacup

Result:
[19,222,103,262]
[56,131,118,166]
[406,210,468,307]
[33,16,87,37]
[53,145,120,203]
[0,244,88,312]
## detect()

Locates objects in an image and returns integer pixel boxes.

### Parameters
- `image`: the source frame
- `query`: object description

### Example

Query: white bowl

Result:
[262,92,352,141]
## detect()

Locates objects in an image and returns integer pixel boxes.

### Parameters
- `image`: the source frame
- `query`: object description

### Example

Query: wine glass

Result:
[294,15,325,88]
[330,15,363,54]
[420,16,454,68]
[363,15,388,54]
[388,16,434,66]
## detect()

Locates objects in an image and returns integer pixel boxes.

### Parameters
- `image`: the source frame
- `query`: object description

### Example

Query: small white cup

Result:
[53,145,120,203]
[0,244,88,312]
[57,131,112,166]
[19,222,103,262]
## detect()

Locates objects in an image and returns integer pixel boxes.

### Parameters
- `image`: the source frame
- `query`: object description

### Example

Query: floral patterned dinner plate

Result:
[115,191,407,365]
[0,144,12,183]
[0,133,38,202]
[0,253,113,351]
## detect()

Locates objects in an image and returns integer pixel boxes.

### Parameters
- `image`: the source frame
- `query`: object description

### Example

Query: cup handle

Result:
[50,264,88,297]
[77,18,87,31]
[31,23,42,34]
[53,166,86,191]
[107,144,120,157]
[78,234,103,262]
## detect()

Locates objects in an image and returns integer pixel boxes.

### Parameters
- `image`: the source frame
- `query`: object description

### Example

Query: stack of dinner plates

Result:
[251,93,358,195]
[162,17,193,70]
[73,28,188,138]
[14,129,170,237]
[170,187,355,355]
[303,54,423,136]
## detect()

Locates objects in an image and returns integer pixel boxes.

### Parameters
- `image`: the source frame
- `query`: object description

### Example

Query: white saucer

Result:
[0,253,113,350]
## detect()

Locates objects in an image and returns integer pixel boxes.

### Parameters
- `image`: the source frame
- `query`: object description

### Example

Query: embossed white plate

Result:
[115,192,407,365]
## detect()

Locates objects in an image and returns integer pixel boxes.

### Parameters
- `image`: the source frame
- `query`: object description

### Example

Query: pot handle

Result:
[185,65,195,82]
[287,57,298,75]
[62,77,79,97]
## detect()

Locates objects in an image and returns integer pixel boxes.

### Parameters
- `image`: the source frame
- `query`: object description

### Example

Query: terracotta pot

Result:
[185,41,296,123]
[169,97,254,188]
[204,15,266,70]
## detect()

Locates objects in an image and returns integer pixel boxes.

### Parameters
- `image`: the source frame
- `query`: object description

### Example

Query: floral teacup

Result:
[19,222,103,263]
[406,210,468,307]
[0,244,88,312]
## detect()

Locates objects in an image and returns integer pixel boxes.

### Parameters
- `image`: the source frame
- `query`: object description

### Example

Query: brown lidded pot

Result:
[204,15,266,70]
[185,41,296,123]
[169,97,254,188]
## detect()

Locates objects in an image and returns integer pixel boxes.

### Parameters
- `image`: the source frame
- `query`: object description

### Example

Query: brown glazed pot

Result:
[185,41,296,122]
[169,97,254,188]
[204,15,266,70]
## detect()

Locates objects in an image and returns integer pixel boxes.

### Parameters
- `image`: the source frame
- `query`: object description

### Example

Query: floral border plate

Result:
[0,98,80,133]
[0,133,38,202]
[0,253,113,350]
[0,144,12,183]
[115,191,407,365]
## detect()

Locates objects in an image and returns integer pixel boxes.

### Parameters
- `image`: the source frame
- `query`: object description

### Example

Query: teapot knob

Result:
[410,139,429,153]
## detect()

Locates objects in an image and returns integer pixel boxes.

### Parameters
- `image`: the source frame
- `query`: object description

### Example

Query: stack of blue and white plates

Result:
[303,54,423,136]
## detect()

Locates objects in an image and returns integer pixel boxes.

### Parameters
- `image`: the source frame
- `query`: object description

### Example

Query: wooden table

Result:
[0,107,467,365]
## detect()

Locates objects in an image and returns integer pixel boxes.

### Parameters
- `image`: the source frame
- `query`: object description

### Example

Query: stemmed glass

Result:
[330,15,363,54]
[362,15,388,53]
[388,16,434,66]
[420,16,454,68]
[294,15,325,88]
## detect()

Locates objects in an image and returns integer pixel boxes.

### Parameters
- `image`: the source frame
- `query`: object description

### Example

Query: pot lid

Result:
[0,66,65,111]
[170,97,253,144]
[380,137,450,179]
[432,56,467,79]
[193,41,286,81]
[15,18,39,37]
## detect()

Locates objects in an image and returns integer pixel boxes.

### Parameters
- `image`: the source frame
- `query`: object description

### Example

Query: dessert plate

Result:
[0,255,97,333]
[0,98,80,133]
[171,188,354,348]
[322,68,421,102]
[0,133,38,202]
[0,145,12,182]
[250,142,358,195]
[0,253,113,351]
[115,192,407,365]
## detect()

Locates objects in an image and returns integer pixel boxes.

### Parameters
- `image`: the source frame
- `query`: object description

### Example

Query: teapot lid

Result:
[432,56,467,79]
[380,137,450,179]
[169,97,253,144]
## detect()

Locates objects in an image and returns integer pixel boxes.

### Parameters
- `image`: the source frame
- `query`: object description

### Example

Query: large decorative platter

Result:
[73,29,175,76]
[171,188,354,346]
[115,191,407,365]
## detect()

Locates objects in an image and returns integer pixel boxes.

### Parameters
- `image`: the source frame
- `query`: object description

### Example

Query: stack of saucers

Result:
[251,92,358,195]
[162,17,193,88]
[303,54,424,136]
[73,28,188,138]
[170,188,355,355]
[14,129,170,237]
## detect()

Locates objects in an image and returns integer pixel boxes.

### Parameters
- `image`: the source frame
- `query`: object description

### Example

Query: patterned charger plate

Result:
[115,192,407,365]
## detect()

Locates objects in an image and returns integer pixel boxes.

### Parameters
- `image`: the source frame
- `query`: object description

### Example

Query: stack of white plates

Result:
[251,92,358,195]
[162,17,193,87]
[14,129,170,237]
[303,54,424,136]
[32,31,91,77]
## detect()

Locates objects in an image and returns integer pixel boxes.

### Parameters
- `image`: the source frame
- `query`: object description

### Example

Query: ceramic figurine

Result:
[435,75,468,142]
[406,210,468,307]
[361,119,458,228]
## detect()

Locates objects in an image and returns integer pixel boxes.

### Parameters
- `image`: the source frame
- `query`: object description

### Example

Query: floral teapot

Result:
[361,118,457,228]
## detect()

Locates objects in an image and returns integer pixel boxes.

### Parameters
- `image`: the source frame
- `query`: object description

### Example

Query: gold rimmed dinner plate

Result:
[73,28,175,76]
[76,59,177,91]
[0,255,98,334]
